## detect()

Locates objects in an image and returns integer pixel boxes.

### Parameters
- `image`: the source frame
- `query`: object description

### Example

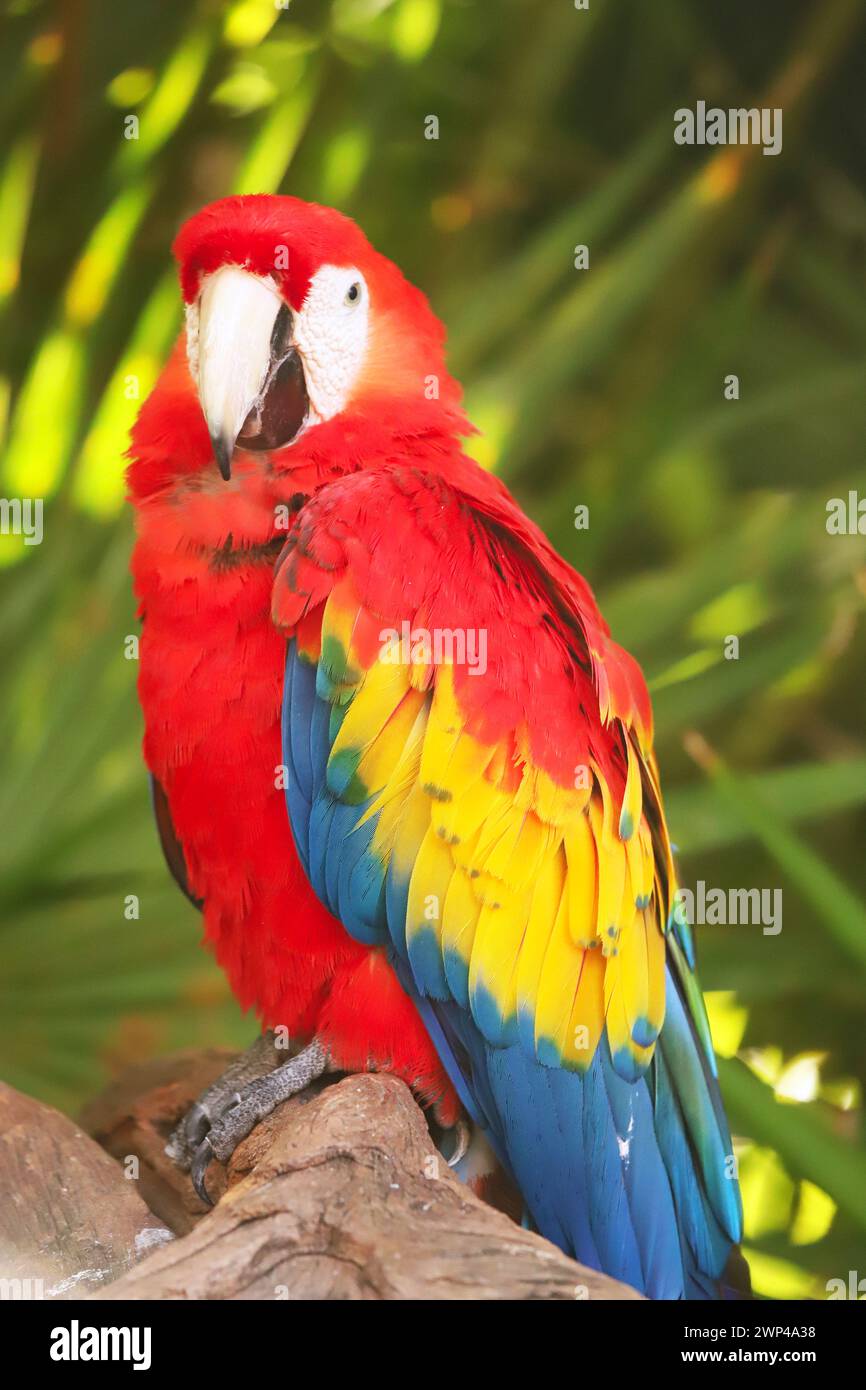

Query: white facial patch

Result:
[292,264,369,424]
[184,300,200,384]
[184,263,369,453]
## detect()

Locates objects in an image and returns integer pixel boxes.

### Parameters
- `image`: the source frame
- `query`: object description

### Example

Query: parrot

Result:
[128,193,747,1300]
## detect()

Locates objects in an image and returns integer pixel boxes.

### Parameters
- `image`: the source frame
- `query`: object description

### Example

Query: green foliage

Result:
[1,0,864,1298]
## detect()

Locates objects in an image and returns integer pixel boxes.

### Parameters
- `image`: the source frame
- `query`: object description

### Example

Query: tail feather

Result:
[400,962,742,1300]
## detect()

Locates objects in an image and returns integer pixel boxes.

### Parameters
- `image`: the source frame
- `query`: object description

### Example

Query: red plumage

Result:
[128,195,651,1124]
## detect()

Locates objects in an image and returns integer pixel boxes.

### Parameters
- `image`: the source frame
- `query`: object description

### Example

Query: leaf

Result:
[719,1058,866,1235]
[687,741,866,976]
[667,759,866,855]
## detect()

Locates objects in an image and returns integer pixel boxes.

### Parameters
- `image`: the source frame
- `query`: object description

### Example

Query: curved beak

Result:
[195,267,286,480]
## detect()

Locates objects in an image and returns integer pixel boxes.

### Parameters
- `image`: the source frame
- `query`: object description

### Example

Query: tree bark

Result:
[0,1053,642,1300]
[81,1057,642,1301]
[0,1081,171,1298]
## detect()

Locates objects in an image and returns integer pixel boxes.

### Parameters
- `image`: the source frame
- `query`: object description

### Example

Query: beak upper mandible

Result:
[195,266,284,480]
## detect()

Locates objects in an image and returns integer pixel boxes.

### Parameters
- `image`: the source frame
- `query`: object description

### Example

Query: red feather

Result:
[129,195,651,1124]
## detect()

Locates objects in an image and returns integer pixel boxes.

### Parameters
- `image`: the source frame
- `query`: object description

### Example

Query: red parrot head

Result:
[170,194,467,481]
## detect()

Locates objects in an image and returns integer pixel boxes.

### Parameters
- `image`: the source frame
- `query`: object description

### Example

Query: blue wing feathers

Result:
[660,963,743,1245]
[594,1043,684,1298]
[384,858,412,956]
[281,652,312,874]
[407,924,451,1001]
[343,826,388,939]
[281,639,740,1300]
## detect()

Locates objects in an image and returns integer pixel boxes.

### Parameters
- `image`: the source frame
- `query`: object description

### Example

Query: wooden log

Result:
[0,1081,172,1298]
[80,1048,238,1235]
[91,1067,642,1301]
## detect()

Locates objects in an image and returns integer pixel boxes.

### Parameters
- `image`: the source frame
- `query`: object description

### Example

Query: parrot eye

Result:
[344,282,361,306]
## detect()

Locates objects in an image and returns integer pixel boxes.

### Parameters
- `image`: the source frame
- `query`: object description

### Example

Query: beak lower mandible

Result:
[195,266,283,480]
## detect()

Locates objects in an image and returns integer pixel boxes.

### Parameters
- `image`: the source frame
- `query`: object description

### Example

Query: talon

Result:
[447,1119,471,1168]
[183,1100,212,1149]
[191,1136,216,1207]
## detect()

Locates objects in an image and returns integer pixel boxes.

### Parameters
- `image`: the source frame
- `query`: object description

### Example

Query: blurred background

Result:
[1,0,865,1299]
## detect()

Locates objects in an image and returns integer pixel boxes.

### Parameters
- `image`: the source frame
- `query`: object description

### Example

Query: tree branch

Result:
[82,1055,642,1301]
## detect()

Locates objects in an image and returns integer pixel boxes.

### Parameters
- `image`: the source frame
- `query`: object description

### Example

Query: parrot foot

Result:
[187,1038,329,1207]
[166,1030,284,1173]
[445,1119,471,1168]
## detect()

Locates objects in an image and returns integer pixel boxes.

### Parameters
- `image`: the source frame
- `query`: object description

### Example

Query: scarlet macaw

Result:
[128,195,746,1299]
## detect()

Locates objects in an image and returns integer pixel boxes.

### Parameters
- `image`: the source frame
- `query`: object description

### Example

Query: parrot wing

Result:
[150,775,203,910]
[271,462,743,1299]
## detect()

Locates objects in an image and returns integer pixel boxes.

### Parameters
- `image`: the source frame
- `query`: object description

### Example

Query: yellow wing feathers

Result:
[318,589,671,1079]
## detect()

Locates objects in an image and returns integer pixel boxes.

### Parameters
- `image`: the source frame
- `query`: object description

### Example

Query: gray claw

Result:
[191,1136,216,1207]
[446,1119,471,1168]
[184,1100,213,1149]
[171,1038,328,1208]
